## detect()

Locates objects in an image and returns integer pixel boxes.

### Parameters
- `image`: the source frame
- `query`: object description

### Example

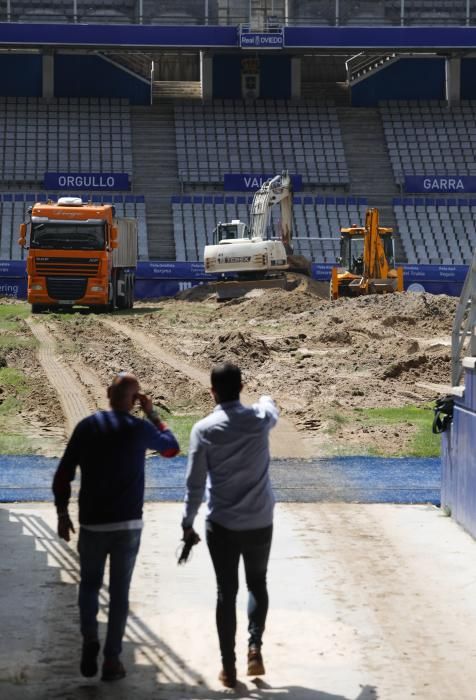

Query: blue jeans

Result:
[206,520,273,668]
[77,528,142,658]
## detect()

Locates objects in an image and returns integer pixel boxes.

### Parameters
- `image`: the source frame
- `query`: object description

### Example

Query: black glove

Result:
[178,528,200,565]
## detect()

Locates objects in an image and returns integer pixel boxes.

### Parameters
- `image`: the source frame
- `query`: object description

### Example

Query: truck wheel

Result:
[31,304,46,314]
[127,275,135,309]
[116,272,127,310]
[108,275,117,312]
[129,276,135,309]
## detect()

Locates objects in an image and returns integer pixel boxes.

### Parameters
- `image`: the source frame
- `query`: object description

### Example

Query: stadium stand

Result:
[385,0,466,24]
[1,0,470,26]
[171,195,367,263]
[380,100,476,184]
[8,0,136,23]
[0,193,148,261]
[393,199,475,265]
[174,100,349,187]
[0,97,133,183]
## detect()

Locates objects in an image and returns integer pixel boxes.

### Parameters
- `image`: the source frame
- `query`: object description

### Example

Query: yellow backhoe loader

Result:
[330,207,404,300]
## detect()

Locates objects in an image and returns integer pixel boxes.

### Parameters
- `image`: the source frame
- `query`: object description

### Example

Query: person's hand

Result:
[178,527,201,565]
[182,526,200,544]
[137,393,153,416]
[57,513,75,542]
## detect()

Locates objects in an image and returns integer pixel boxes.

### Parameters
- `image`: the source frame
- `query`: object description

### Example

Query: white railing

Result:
[345,52,398,85]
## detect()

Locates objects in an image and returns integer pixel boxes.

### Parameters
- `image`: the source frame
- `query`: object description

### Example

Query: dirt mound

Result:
[174,283,216,302]
[206,331,270,366]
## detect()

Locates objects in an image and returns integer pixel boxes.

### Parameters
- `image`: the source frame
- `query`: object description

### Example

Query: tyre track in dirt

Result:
[98,317,313,459]
[25,319,97,437]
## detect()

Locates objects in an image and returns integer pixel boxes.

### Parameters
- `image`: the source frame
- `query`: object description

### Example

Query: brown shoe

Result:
[218,666,237,688]
[101,657,126,682]
[247,645,265,676]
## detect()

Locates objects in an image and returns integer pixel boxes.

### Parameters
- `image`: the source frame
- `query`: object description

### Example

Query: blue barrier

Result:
[0,23,237,48]
[0,260,468,300]
[442,361,476,539]
[284,26,476,49]
[1,24,476,51]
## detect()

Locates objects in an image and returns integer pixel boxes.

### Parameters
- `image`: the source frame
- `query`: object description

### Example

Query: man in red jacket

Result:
[53,372,179,682]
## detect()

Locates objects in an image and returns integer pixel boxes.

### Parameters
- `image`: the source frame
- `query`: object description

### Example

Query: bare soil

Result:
[1,279,457,457]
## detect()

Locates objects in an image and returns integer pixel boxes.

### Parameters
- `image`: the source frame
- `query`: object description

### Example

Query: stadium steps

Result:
[338,107,399,199]
[337,108,406,262]
[302,81,350,106]
[153,81,202,100]
[131,101,179,260]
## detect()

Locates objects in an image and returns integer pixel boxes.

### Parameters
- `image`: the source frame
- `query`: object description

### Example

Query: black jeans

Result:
[206,520,273,668]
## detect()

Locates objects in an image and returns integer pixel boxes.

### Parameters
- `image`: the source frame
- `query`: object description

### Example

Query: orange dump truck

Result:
[19,197,138,313]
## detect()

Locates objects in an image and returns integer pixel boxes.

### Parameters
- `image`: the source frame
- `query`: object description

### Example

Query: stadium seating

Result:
[393,198,475,265]
[0,193,148,261]
[381,100,476,184]
[385,0,466,24]
[0,97,133,183]
[8,0,136,23]
[174,100,349,187]
[171,195,367,263]
[1,0,470,25]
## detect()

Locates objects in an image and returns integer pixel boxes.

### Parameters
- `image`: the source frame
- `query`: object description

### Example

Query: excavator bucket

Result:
[286,253,312,277]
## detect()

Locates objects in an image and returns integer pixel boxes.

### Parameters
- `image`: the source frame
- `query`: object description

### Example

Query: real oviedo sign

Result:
[240,32,284,49]
[44,173,130,191]
[404,175,476,193]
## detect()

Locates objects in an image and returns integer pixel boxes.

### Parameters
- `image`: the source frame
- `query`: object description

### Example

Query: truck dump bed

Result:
[112,218,138,268]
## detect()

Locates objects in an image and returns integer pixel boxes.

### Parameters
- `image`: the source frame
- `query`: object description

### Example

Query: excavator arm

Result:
[364,208,392,280]
[249,171,293,244]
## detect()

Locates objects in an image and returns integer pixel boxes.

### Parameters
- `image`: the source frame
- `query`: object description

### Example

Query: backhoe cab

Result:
[330,208,404,300]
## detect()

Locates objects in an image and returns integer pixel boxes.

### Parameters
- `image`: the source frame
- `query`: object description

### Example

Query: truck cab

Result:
[19,197,137,313]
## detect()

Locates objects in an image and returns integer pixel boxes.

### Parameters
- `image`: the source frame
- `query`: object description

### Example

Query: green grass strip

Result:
[352,405,440,457]
[160,414,201,456]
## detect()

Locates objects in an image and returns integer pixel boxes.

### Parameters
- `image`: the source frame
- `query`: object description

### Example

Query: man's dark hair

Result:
[211,362,242,402]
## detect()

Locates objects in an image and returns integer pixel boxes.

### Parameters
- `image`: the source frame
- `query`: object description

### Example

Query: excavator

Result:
[330,207,404,300]
[204,171,310,299]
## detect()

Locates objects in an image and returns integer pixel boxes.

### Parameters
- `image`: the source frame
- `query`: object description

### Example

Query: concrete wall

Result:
[0,54,42,96]
[54,54,150,104]
[460,59,476,99]
[351,58,446,107]
[442,360,476,539]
